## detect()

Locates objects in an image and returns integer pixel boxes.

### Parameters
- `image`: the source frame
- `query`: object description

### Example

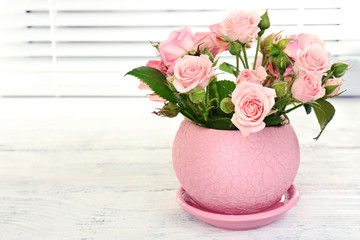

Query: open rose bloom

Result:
[127,9,349,139]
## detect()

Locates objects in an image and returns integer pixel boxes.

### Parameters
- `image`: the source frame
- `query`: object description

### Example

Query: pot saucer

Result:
[176,183,300,230]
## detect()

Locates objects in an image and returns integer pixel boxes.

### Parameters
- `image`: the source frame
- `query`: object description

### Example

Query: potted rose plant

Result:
[126,10,349,230]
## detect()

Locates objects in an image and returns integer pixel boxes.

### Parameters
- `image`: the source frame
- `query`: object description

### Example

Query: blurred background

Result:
[0,0,359,98]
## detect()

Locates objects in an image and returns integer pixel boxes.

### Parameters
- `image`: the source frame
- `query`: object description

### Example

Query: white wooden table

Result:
[0,98,359,240]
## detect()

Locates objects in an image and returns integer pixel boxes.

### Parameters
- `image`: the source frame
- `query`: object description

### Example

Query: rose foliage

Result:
[126,10,349,139]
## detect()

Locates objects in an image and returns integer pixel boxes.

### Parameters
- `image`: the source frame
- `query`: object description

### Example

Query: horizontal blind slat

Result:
[12,9,341,27]
[0,0,359,97]
[2,40,360,58]
[53,0,341,10]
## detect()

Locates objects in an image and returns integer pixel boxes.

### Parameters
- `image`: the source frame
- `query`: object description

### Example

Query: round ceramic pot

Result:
[172,119,300,214]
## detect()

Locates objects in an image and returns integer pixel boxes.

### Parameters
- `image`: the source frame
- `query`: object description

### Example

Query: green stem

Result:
[210,81,220,107]
[241,44,249,69]
[280,73,284,81]
[186,99,200,116]
[262,56,270,67]
[322,69,335,84]
[284,103,304,114]
[193,103,207,122]
[181,109,197,123]
[177,94,206,125]
[204,84,210,121]
[201,103,208,121]
[253,37,261,70]
[236,55,240,76]
[263,77,271,87]
[238,54,247,69]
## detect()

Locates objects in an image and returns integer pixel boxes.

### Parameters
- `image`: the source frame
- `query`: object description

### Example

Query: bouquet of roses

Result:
[126,10,349,139]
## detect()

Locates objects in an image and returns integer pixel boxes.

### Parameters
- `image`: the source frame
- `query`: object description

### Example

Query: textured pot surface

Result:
[172,119,300,214]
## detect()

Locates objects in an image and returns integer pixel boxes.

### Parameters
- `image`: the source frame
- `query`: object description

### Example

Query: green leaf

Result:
[308,99,335,140]
[219,62,237,76]
[304,104,312,114]
[264,114,284,126]
[205,117,237,130]
[125,66,177,103]
[216,80,236,100]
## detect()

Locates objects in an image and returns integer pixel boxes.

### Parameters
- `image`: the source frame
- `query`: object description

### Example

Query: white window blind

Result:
[0,0,359,97]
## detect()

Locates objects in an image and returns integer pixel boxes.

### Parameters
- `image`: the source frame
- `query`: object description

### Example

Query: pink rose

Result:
[284,37,300,60]
[236,70,255,84]
[323,78,343,96]
[159,25,195,73]
[291,72,325,103]
[194,32,224,57]
[236,66,267,85]
[173,55,215,93]
[293,44,330,75]
[221,10,261,43]
[209,23,229,51]
[145,60,167,72]
[285,33,325,60]
[298,33,324,48]
[209,23,227,36]
[231,81,276,136]
[254,66,267,80]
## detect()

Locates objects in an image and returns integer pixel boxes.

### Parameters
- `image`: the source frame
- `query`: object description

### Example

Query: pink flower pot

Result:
[172,119,300,214]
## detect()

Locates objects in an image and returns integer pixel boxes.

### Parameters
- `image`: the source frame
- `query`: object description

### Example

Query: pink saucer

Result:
[176,183,300,230]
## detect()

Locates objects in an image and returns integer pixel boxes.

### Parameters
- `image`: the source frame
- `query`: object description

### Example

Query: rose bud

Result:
[323,78,343,96]
[220,97,235,113]
[228,41,242,56]
[331,62,349,78]
[275,53,291,75]
[271,81,288,98]
[258,10,270,32]
[155,103,180,118]
[189,87,206,104]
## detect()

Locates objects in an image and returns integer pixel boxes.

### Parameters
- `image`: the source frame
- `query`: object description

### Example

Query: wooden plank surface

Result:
[0,98,359,239]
